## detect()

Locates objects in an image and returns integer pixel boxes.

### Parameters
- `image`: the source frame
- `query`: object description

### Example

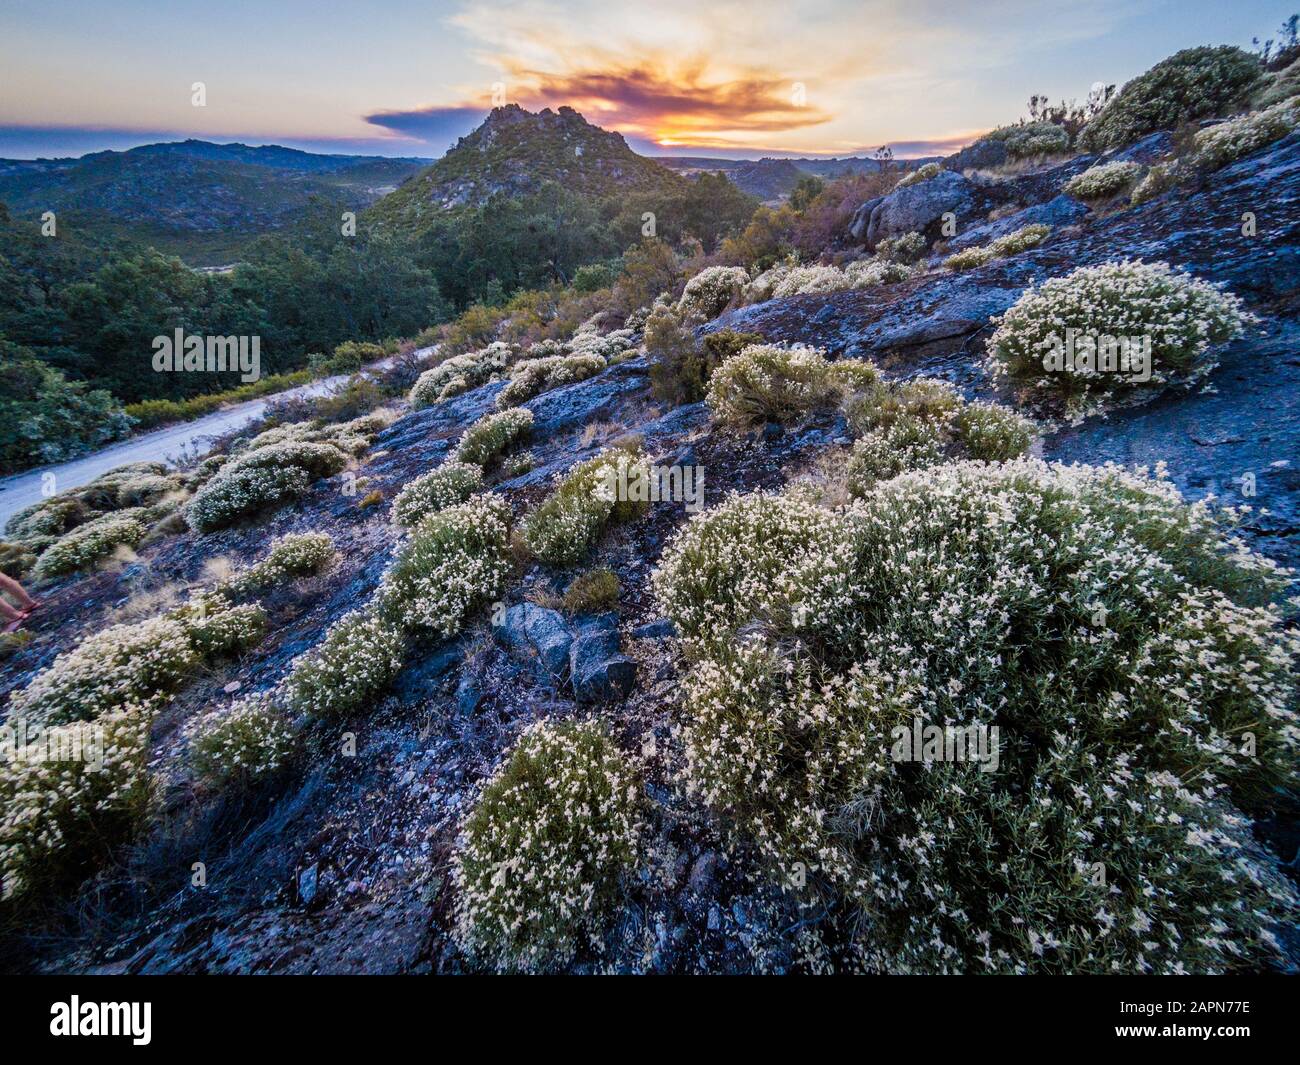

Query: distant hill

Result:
[657,154,937,199]
[369,104,688,231]
[0,140,430,265]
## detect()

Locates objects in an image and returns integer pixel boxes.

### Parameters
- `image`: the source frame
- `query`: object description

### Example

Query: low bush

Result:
[279,609,407,719]
[943,224,1051,271]
[452,407,534,469]
[561,568,621,615]
[409,342,513,407]
[453,719,643,972]
[706,344,877,427]
[187,692,295,788]
[1081,45,1264,152]
[31,511,146,579]
[1064,160,1143,200]
[678,266,749,319]
[1129,162,1179,205]
[496,354,607,409]
[522,449,650,566]
[165,591,267,659]
[377,495,512,636]
[184,465,312,533]
[1190,95,1300,170]
[654,459,1298,973]
[221,532,336,597]
[874,231,928,264]
[987,121,1072,158]
[894,162,942,189]
[390,463,484,527]
[987,259,1250,412]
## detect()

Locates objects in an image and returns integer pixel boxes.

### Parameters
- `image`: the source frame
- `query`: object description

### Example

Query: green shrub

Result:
[390,462,484,526]
[279,609,406,719]
[377,495,512,636]
[0,541,36,579]
[452,408,534,468]
[1064,160,1143,199]
[165,591,267,659]
[987,121,1071,158]
[645,301,705,404]
[1129,161,1180,205]
[707,344,877,427]
[678,266,749,319]
[952,401,1038,461]
[874,231,928,264]
[5,497,88,542]
[0,706,154,902]
[522,449,650,566]
[184,465,312,533]
[846,415,948,493]
[496,354,607,409]
[409,342,513,407]
[987,259,1250,412]
[453,720,643,972]
[226,440,349,480]
[1080,46,1264,152]
[221,532,336,597]
[561,568,621,614]
[655,459,1298,973]
[187,691,295,788]
[31,511,147,579]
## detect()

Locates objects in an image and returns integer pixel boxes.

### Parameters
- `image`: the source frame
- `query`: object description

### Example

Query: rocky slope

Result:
[3,130,1299,974]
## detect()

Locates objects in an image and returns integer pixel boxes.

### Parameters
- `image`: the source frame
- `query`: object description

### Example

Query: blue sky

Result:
[0,0,1293,159]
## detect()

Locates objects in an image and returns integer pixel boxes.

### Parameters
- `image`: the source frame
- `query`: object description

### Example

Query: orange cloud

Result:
[500,58,833,147]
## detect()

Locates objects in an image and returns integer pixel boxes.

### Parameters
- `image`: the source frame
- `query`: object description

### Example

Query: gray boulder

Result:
[947,194,1088,251]
[570,622,637,702]
[864,170,983,249]
[493,603,573,678]
[943,137,1009,173]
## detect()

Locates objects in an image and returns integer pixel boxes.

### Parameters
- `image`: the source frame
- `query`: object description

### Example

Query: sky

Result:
[0,0,1293,160]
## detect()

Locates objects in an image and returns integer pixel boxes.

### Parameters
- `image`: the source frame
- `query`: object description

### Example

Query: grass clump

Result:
[452,719,642,972]
[987,259,1250,413]
[654,458,1298,973]
[279,609,406,719]
[943,224,1051,271]
[894,162,942,189]
[1064,160,1143,200]
[451,408,534,469]
[561,568,621,615]
[377,494,512,636]
[1080,45,1264,152]
[522,448,650,566]
[390,463,484,527]
[187,691,295,788]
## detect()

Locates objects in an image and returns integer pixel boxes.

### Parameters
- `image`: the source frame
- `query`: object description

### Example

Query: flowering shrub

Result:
[894,162,942,189]
[707,344,874,427]
[0,705,154,902]
[452,407,534,468]
[1064,160,1143,200]
[843,259,915,286]
[567,326,635,362]
[944,224,1051,271]
[225,440,349,480]
[987,259,1250,409]
[185,465,312,533]
[1081,45,1263,152]
[222,532,336,596]
[846,415,948,492]
[522,448,650,565]
[377,494,512,636]
[32,511,146,579]
[390,463,484,527]
[655,459,1298,973]
[409,342,513,407]
[1129,162,1179,205]
[1190,95,1300,170]
[678,266,749,318]
[874,231,928,264]
[988,121,1071,158]
[771,264,854,298]
[187,691,295,787]
[453,719,643,972]
[165,591,267,659]
[952,401,1038,461]
[5,496,87,542]
[496,354,607,409]
[279,609,406,718]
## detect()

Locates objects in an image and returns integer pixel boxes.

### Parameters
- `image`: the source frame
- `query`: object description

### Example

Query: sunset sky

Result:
[0,0,1292,160]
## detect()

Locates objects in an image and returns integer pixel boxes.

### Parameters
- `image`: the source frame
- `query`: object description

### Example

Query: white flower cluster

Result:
[221,532,337,596]
[522,448,650,565]
[409,341,514,407]
[1064,160,1143,200]
[1,705,153,902]
[377,494,512,636]
[566,325,635,362]
[654,458,1299,973]
[988,120,1071,158]
[32,510,147,579]
[894,161,942,189]
[496,354,607,409]
[943,223,1051,271]
[186,691,295,787]
[744,258,913,303]
[987,259,1250,408]
[678,265,750,319]
[279,608,406,718]
[1191,95,1300,171]
[184,465,312,533]
[451,407,534,467]
[165,590,267,659]
[453,719,643,972]
[390,462,484,527]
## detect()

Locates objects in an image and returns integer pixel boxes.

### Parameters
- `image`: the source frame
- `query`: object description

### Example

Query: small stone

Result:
[298,864,319,906]
[222,681,242,694]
